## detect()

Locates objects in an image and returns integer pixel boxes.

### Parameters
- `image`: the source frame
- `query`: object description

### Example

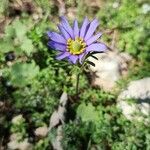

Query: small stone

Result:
[142,3,150,14]
[0,101,4,107]
[19,139,33,150]
[32,14,39,20]
[7,61,12,67]
[37,7,43,14]
[119,52,132,62]
[67,8,77,20]
[10,133,19,141]
[35,126,48,138]
[112,2,119,8]
[12,115,24,124]
[7,138,33,150]
[7,140,19,150]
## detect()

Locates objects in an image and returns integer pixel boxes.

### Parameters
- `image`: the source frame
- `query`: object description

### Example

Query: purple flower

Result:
[47,16,107,64]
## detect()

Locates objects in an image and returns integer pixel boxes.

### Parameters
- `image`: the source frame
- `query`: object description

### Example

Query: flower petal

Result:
[47,31,66,44]
[48,41,66,51]
[58,25,71,40]
[86,43,107,52]
[60,16,74,39]
[56,51,70,60]
[86,32,102,45]
[84,19,99,41]
[68,55,78,64]
[79,17,89,38]
[73,19,79,38]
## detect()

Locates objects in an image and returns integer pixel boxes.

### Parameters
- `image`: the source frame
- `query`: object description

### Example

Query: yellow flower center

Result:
[67,37,86,55]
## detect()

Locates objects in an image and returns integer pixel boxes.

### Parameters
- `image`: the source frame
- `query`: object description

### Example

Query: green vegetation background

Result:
[0,0,150,149]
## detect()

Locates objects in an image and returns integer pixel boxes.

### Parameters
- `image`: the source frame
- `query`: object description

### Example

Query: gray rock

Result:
[89,52,131,91]
[118,77,150,100]
[51,126,63,150]
[117,78,150,121]
[49,92,68,130]
[7,136,32,150]
[49,92,68,150]
[117,101,150,121]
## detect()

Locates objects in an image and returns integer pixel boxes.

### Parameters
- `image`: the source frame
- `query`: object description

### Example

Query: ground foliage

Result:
[0,0,150,149]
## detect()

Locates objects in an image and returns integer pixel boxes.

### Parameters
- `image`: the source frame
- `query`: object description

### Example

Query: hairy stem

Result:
[75,62,85,97]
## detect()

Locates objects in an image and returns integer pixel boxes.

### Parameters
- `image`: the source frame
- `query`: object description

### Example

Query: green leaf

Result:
[20,37,34,55]
[13,20,27,40]
[0,39,14,53]
[10,61,39,87]
[4,25,15,39]
[90,55,98,60]
[77,103,99,122]
[86,61,95,67]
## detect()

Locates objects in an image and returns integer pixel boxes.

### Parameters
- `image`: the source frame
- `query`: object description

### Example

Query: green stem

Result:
[75,62,86,97]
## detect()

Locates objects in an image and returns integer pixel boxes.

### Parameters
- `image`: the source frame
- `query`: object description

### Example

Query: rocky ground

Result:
[0,0,150,149]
